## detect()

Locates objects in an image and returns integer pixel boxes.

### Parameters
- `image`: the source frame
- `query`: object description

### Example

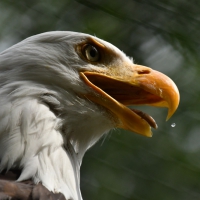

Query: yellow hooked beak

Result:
[80,64,180,137]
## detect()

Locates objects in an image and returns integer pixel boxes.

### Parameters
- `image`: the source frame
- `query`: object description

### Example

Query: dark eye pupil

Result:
[90,48,97,57]
[83,44,100,62]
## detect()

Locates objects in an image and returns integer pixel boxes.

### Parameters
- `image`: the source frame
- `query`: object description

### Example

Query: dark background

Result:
[1,1,200,200]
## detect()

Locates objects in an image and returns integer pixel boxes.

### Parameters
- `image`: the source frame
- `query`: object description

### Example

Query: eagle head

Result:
[0,32,179,200]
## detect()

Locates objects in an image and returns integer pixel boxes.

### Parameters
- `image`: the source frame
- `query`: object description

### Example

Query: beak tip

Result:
[166,100,180,121]
[166,109,175,121]
[148,132,153,137]
[166,113,172,121]
[145,130,153,137]
[166,88,180,121]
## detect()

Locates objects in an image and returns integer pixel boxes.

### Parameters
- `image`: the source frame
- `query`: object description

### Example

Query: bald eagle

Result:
[0,32,179,200]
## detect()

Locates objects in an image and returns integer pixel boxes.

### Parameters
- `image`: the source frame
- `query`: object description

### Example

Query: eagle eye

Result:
[82,44,100,62]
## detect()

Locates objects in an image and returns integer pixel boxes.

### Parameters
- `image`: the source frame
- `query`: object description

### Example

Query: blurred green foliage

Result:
[1,0,200,199]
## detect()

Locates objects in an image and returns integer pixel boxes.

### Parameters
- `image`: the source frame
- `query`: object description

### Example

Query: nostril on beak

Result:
[138,69,151,75]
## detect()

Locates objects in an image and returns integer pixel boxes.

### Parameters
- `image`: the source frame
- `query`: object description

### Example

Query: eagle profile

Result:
[0,32,179,200]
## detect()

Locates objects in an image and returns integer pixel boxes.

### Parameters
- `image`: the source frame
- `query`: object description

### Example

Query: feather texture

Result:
[0,32,123,200]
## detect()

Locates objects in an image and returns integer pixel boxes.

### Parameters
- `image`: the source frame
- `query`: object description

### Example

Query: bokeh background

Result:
[1,1,200,200]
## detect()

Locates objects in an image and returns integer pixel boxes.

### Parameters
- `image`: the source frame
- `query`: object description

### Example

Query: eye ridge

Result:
[83,44,100,62]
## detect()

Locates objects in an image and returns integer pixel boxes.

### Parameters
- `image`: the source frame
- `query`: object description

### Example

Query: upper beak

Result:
[126,65,180,120]
[80,65,180,137]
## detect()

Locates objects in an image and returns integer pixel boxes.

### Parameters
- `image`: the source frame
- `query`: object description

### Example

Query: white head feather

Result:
[0,31,131,200]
